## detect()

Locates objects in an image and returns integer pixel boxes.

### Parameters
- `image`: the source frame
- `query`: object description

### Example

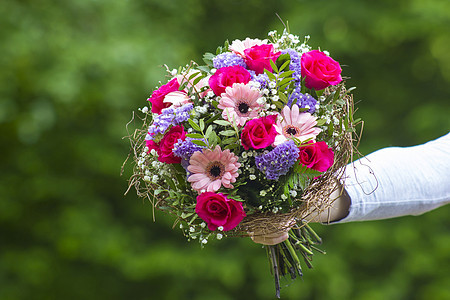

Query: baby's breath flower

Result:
[249,174,256,180]
[260,190,267,196]
[217,233,223,240]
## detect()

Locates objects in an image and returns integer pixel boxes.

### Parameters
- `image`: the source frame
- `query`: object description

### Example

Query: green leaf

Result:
[277,70,295,78]
[191,139,208,147]
[221,137,237,145]
[181,212,194,219]
[219,130,236,136]
[192,74,204,86]
[277,54,291,72]
[279,92,289,104]
[269,59,279,73]
[188,119,201,132]
[199,119,205,131]
[188,71,201,80]
[213,120,231,126]
[197,66,210,73]
[273,100,285,109]
[186,133,204,139]
[277,77,295,87]
[264,69,277,81]
[316,119,326,126]
[204,125,213,139]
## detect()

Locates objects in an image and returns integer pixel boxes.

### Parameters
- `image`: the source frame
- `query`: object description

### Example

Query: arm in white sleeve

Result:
[336,132,450,223]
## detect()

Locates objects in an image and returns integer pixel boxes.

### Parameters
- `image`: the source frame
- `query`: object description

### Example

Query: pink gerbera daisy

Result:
[217,83,263,127]
[229,37,269,57]
[187,146,241,193]
[273,104,322,146]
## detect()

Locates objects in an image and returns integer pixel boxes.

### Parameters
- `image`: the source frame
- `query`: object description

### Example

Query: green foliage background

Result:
[1,0,449,299]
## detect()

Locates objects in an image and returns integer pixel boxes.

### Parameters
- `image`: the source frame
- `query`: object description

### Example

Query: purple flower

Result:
[255,140,299,180]
[287,86,317,114]
[172,137,207,170]
[146,103,193,140]
[251,73,270,89]
[281,49,302,83]
[213,53,246,69]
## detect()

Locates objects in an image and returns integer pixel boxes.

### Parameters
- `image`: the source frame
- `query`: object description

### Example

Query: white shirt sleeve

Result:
[336,132,450,223]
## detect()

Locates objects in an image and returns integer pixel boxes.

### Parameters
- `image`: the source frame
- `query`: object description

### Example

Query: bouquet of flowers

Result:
[125,27,360,298]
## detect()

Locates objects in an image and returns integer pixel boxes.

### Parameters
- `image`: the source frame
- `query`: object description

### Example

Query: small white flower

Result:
[241,152,248,159]
[272,95,279,102]
[200,222,206,228]
[258,205,263,210]
[216,233,223,240]
[171,69,178,76]
[179,224,183,229]
[289,190,298,197]
[270,104,276,110]
[263,88,270,95]
[202,239,208,244]
[260,190,267,196]
[218,226,224,231]
[152,175,159,183]
[256,97,266,105]
[211,68,217,74]
[269,81,276,89]
[141,106,149,113]
[281,194,288,200]
[150,149,157,156]
[323,50,330,56]
[207,91,215,98]
[143,175,151,182]
[249,175,256,180]
[272,207,279,213]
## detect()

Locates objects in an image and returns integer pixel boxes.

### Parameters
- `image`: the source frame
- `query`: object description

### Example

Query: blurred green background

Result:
[1,0,449,299]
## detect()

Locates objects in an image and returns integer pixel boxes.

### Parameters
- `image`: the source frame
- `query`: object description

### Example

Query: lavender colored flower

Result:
[281,49,302,83]
[255,140,299,180]
[146,103,193,140]
[173,137,207,170]
[287,85,317,114]
[213,53,246,69]
[251,73,270,89]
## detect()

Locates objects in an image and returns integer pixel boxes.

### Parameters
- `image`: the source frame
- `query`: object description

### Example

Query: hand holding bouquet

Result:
[125,27,360,298]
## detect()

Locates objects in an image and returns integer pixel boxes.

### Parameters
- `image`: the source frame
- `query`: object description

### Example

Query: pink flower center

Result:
[284,125,300,137]
[206,161,225,180]
[235,101,250,116]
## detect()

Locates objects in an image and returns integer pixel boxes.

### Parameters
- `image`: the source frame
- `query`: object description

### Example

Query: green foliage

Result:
[1,0,449,299]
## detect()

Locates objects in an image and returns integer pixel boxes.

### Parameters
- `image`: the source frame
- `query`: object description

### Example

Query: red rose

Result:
[298,141,334,172]
[241,115,277,150]
[146,125,186,164]
[195,192,246,231]
[301,50,342,90]
[244,44,281,75]
[208,65,251,96]
[148,78,180,114]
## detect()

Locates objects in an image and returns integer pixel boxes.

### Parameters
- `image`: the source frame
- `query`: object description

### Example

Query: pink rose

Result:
[244,44,281,75]
[241,115,277,150]
[195,192,246,231]
[301,50,342,90]
[209,65,251,96]
[146,125,186,164]
[148,78,180,114]
[298,141,334,172]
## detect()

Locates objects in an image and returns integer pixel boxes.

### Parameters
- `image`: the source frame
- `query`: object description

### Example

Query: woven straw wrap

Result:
[125,84,359,238]
[232,85,357,237]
